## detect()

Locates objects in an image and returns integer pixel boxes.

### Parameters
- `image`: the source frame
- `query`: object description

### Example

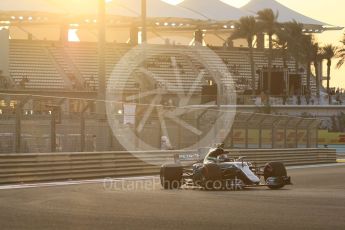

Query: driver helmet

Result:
[217,143,225,149]
[217,153,230,163]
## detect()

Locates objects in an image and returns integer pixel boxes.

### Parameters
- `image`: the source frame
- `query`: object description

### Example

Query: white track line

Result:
[1,164,345,190]
[287,163,345,169]
[0,176,158,190]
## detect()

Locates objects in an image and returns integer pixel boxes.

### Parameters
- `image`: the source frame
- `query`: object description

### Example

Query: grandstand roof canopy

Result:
[49,0,138,18]
[115,0,206,20]
[178,0,254,22]
[0,0,64,14]
[0,0,342,31]
[241,0,341,30]
[47,0,208,26]
[48,0,208,21]
[0,0,204,20]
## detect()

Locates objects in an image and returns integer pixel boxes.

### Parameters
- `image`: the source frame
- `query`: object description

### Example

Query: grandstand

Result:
[1,0,340,96]
[0,0,344,153]
[3,40,309,94]
[9,40,66,89]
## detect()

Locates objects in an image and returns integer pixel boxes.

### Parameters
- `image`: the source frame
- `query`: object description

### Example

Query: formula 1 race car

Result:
[160,147,292,190]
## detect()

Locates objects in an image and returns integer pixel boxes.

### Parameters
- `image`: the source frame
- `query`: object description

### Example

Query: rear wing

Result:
[174,153,202,164]
[173,148,211,164]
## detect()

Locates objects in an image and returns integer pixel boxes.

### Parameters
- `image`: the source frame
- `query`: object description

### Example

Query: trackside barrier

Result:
[0,148,336,184]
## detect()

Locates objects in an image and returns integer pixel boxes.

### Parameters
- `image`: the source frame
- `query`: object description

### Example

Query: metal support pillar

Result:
[196,109,209,148]
[59,19,69,44]
[284,126,287,148]
[306,128,310,148]
[51,108,56,152]
[259,71,264,92]
[284,118,292,148]
[15,97,30,153]
[194,29,203,45]
[15,105,22,153]
[306,120,316,148]
[130,25,139,46]
[80,102,91,152]
[245,126,249,149]
[229,127,234,148]
[259,127,262,149]
[244,114,254,149]
[271,118,280,149]
[80,112,85,152]
[97,0,106,100]
[271,125,275,149]
[315,121,321,148]
[141,0,147,43]
[295,119,304,148]
[315,128,318,148]
[256,33,264,50]
[47,99,65,153]
[258,116,266,149]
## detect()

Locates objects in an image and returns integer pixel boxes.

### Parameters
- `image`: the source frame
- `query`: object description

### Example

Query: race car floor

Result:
[0,164,345,230]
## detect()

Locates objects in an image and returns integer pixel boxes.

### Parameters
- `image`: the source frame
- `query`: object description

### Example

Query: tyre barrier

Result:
[0,148,336,184]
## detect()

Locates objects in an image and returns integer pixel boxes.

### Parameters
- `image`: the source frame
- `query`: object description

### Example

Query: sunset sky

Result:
[165,0,345,89]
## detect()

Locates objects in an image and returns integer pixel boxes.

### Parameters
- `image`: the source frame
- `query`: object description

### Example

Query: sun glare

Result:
[220,0,251,8]
[68,29,80,42]
[161,0,184,5]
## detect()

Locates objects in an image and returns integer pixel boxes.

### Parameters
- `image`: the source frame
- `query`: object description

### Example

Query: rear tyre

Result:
[264,162,287,189]
[201,164,223,190]
[160,164,183,189]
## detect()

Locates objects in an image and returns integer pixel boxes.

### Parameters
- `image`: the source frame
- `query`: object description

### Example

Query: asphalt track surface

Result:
[1,165,345,230]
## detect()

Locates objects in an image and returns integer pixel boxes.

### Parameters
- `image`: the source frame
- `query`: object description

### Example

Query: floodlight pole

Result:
[98,0,106,102]
[141,0,147,43]
[96,0,107,151]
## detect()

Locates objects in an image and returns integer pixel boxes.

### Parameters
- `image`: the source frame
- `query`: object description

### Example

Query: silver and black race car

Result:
[160,147,292,190]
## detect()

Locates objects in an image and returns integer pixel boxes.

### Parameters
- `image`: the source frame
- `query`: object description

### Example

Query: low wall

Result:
[0,148,336,184]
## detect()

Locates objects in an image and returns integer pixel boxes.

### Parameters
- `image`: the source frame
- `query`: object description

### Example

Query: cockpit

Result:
[204,148,230,164]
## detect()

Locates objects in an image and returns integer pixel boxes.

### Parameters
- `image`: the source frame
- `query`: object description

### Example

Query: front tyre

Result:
[160,164,183,189]
[264,162,287,190]
[200,164,223,190]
